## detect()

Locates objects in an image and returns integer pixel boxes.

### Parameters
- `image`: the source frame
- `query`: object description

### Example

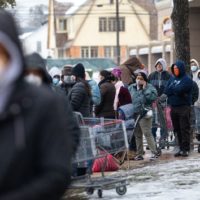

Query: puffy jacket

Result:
[68,81,91,117]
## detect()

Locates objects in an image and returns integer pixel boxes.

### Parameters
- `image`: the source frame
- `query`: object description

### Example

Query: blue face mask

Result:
[53,78,60,85]
[191,65,198,72]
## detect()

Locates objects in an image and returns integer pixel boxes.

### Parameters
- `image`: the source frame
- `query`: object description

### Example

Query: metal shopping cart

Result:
[70,112,129,198]
[191,106,200,152]
[152,99,176,150]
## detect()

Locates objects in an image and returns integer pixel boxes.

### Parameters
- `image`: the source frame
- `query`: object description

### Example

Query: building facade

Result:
[49,0,156,64]
[130,0,200,73]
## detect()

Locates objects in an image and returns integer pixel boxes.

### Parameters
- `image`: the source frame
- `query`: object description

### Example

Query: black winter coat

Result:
[68,81,91,117]
[0,82,76,200]
[0,10,79,200]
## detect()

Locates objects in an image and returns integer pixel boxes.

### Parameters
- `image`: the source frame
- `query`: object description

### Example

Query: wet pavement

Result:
[64,149,200,200]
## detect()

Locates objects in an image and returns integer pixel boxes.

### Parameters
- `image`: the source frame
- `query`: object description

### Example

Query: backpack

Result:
[88,80,101,106]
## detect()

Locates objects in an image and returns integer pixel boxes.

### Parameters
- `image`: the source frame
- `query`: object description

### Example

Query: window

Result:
[99,17,125,32]
[108,17,116,32]
[58,19,67,31]
[81,47,89,58]
[36,41,41,53]
[104,46,119,59]
[81,47,99,58]
[91,46,98,58]
[104,47,111,58]
[99,17,107,32]
[119,17,125,31]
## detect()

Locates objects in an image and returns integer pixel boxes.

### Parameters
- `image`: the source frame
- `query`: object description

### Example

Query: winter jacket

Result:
[95,79,116,118]
[192,81,199,105]
[25,52,52,85]
[0,10,78,200]
[68,81,91,117]
[87,79,101,106]
[148,58,171,96]
[113,81,132,110]
[128,83,157,115]
[119,56,143,85]
[164,60,193,107]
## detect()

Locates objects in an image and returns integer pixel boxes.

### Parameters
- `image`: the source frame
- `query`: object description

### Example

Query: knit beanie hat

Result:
[72,63,85,79]
[136,72,148,82]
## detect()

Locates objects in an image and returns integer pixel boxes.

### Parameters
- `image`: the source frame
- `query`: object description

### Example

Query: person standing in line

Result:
[163,60,193,157]
[129,72,159,160]
[190,59,199,82]
[0,9,78,200]
[95,70,116,119]
[148,58,171,147]
[68,63,91,118]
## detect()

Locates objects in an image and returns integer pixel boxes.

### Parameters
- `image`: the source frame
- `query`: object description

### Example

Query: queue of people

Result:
[1,8,200,200]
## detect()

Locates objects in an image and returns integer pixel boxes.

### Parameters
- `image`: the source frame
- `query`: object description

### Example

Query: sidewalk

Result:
[121,147,200,170]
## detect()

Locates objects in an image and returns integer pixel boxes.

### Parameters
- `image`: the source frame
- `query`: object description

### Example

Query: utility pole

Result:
[116,0,120,65]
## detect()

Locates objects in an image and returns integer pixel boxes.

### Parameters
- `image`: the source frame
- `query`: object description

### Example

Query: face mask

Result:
[52,77,59,85]
[191,65,198,72]
[173,67,180,77]
[136,79,140,85]
[25,74,42,86]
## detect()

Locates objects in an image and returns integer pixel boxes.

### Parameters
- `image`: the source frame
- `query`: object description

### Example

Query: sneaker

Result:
[134,155,144,161]
[174,151,183,157]
[149,154,159,161]
[146,145,150,150]
[181,151,189,157]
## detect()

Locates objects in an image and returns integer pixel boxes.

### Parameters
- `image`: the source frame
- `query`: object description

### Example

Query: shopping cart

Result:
[191,106,200,152]
[152,99,176,150]
[70,112,129,198]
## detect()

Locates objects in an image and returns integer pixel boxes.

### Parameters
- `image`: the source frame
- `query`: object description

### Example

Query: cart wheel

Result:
[97,189,103,198]
[116,186,127,196]
[198,145,200,153]
[86,187,94,195]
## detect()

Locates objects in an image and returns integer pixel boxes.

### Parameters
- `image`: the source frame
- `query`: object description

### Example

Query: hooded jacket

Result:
[190,58,200,82]
[164,60,193,107]
[0,10,77,200]
[25,52,52,85]
[148,58,171,96]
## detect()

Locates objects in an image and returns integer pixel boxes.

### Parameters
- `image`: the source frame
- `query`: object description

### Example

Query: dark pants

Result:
[171,106,191,151]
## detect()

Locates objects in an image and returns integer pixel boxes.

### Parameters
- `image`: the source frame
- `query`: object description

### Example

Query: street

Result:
[65,150,200,200]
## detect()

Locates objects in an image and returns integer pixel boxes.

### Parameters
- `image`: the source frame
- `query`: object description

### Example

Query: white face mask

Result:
[136,79,140,85]
[25,74,42,86]
[191,65,198,72]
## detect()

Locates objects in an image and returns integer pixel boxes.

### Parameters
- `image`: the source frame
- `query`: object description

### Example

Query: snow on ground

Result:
[67,155,200,200]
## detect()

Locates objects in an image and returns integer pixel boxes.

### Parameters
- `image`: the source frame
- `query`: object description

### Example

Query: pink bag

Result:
[92,154,119,172]
[164,106,173,130]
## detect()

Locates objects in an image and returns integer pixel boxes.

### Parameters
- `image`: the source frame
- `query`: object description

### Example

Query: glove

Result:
[159,94,167,102]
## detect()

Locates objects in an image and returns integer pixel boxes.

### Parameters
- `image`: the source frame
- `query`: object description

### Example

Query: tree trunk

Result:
[0,0,16,8]
[171,0,190,73]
